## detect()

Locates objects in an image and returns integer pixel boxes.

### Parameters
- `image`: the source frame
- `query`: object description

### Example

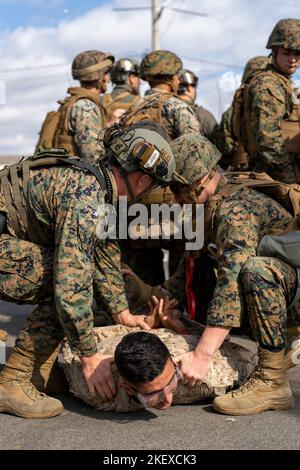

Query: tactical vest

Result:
[102,91,142,118]
[198,172,300,313]
[204,172,300,248]
[36,87,107,155]
[0,148,110,245]
[119,91,178,139]
[244,72,300,175]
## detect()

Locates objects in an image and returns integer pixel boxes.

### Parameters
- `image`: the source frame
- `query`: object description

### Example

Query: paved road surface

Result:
[0,301,299,450]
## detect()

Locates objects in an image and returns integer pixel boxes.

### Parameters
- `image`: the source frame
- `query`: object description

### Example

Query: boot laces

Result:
[232,363,268,397]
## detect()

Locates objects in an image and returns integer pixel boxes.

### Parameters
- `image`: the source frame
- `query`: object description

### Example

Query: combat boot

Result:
[213,349,294,415]
[31,348,69,395]
[284,323,300,370]
[0,347,64,418]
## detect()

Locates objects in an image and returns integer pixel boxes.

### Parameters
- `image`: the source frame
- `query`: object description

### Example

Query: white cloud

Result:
[0,0,299,154]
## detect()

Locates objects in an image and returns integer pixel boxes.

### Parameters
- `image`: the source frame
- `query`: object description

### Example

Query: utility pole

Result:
[113,2,208,52]
[152,0,160,51]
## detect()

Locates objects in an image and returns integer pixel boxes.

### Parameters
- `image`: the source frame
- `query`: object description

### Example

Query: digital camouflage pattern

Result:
[72,50,114,81]
[184,100,218,141]
[243,64,299,182]
[266,18,300,50]
[144,89,201,139]
[171,133,221,183]
[241,56,270,84]
[68,95,106,162]
[0,165,128,357]
[61,322,257,412]
[214,106,236,169]
[215,56,270,170]
[109,84,141,107]
[166,174,300,350]
[140,50,182,79]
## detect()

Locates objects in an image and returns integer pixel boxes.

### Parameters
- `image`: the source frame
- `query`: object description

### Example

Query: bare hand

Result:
[81,353,116,401]
[176,350,213,388]
[113,308,151,330]
[147,296,187,334]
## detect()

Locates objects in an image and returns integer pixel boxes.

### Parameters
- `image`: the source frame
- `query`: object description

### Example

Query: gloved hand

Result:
[121,263,170,306]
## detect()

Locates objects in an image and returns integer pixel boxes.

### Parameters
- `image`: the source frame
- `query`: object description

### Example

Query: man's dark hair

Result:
[114,332,171,385]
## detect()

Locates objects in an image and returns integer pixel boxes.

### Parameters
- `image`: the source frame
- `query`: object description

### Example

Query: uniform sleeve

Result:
[70,98,106,162]
[175,101,201,136]
[93,239,128,315]
[206,197,260,328]
[163,99,201,138]
[53,174,126,356]
[248,79,294,182]
[196,107,218,141]
[163,253,186,304]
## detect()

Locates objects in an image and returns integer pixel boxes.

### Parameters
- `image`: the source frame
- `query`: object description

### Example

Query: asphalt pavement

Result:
[0,300,299,451]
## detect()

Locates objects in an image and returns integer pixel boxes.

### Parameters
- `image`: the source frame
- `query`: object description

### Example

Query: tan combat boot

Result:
[284,323,300,370]
[0,347,64,418]
[31,348,69,395]
[213,349,294,416]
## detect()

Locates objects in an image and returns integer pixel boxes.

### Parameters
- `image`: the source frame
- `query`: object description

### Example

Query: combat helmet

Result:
[102,122,185,186]
[178,69,199,94]
[72,50,115,82]
[111,58,140,84]
[169,134,221,197]
[266,18,300,51]
[140,50,183,80]
[241,56,270,83]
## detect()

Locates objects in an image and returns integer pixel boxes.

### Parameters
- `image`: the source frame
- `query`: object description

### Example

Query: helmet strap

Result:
[121,169,157,203]
[193,167,217,198]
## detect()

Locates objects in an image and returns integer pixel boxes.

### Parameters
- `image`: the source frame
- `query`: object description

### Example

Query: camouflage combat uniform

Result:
[215,56,270,171]
[36,50,114,162]
[169,134,300,351]
[143,88,200,139]
[243,63,300,182]
[241,20,300,183]
[181,98,217,142]
[0,163,127,358]
[61,322,256,412]
[67,91,106,162]
[104,84,142,110]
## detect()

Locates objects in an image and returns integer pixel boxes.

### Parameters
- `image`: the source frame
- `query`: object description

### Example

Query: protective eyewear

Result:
[137,361,183,408]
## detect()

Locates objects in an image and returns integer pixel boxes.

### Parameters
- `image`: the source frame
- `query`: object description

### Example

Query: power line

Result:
[1,62,68,74]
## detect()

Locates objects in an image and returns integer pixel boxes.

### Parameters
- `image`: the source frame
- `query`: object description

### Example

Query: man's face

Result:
[128,73,140,94]
[129,358,182,410]
[171,74,181,94]
[101,72,111,92]
[274,47,300,75]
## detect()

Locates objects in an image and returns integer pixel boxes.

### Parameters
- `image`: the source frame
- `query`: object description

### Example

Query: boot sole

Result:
[0,401,64,419]
[213,396,295,416]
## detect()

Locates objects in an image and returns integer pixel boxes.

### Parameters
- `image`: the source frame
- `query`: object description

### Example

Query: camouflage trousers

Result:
[0,234,64,355]
[240,256,300,351]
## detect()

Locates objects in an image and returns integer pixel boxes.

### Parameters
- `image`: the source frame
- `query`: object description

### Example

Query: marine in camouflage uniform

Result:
[119,51,200,284]
[102,58,143,126]
[167,133,300,415]
[0,125,180,419]
[37,50,114,162]
[140,51,200,139]
[242,19,300,183]
[214,56,270,170]
[178,69,218,142]
[61,322,256,412]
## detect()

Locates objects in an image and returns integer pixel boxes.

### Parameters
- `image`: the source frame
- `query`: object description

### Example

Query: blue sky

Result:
[0,0,299,154]
[0,0,110,29]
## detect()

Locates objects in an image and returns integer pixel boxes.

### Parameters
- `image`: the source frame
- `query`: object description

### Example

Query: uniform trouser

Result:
[0,234,64,355]
[240,256,300,351]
